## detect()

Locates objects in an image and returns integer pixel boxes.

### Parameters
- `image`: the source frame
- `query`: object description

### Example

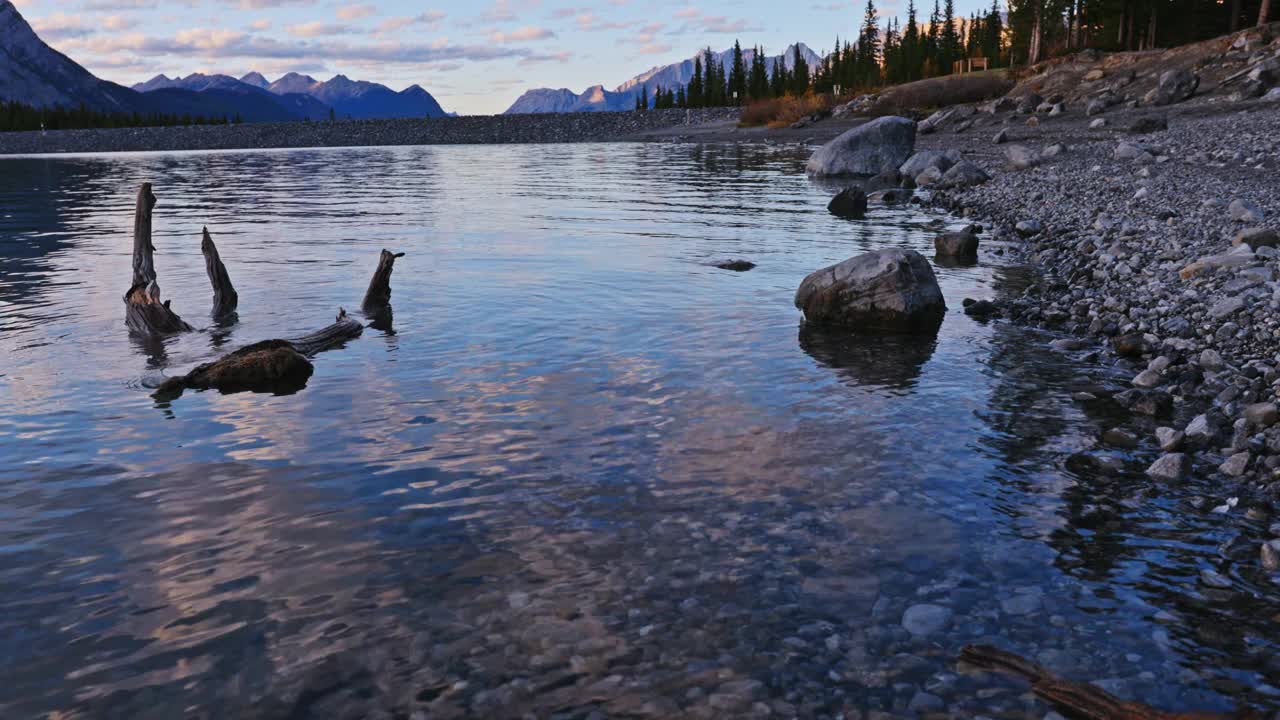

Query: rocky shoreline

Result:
[0,107,741,155]
[911,96,1280,568]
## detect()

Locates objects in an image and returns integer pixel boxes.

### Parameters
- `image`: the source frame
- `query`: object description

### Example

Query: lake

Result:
[1,143,1275,718]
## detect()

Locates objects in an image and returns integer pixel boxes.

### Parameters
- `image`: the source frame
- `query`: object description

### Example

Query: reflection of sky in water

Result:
[0,144,1275,717]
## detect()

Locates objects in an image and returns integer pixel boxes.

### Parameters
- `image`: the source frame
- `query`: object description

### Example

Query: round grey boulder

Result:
[794,248,946,331]
[806,116,917,177]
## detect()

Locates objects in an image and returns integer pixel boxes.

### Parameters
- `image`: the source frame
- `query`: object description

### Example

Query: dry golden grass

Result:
[738,94,838,128]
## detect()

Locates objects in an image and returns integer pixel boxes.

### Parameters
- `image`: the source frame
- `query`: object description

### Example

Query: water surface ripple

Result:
[0,143,1275,718]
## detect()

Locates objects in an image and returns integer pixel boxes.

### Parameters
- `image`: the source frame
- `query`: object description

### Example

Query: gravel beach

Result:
[916,95,1280,539]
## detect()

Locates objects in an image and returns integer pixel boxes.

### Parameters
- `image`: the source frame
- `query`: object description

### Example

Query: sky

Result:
[13,0,990,115]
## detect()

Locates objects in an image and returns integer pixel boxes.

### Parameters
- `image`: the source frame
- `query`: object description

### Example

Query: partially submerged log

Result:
[959,645,1260,720]
[124,183,192,336]
[153,309,363,400]
[361,249,405,312]
[287,308,365,356]
[201,226,238,317]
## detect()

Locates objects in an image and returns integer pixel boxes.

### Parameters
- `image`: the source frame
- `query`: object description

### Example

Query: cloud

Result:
[285,22,354,37]
[638,42,671,55]
[548,6,579,18]
[60,29,534,66]
[230,0,317,8]
[488,25,555,43]
[674,7,698,18]
[30,12,95,40]
[375,11,446,34]
[518,50,571,65]
[82,0,159,9]
[335,3,375,20]
[573,12,634,31]
[250,18,272,30]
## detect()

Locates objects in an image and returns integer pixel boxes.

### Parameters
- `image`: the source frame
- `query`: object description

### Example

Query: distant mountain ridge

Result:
[132,71,447,120]
[505,43,823,115]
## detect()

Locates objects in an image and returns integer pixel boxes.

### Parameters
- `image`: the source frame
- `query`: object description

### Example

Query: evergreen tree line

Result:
[1007,0,1271,65]
[635,40,820,109]
[634,0,1007,109]
[0,101,242,133]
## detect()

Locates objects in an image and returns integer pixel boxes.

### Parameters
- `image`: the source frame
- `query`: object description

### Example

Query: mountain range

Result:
[505,43,823,114]
[0,0,446,122]
[131,72,447,120]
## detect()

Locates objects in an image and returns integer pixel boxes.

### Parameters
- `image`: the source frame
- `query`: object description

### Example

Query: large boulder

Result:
[806,116,917,177]
[828,187,868,218]
[794,248,946,331]
[1151,69,1198,105]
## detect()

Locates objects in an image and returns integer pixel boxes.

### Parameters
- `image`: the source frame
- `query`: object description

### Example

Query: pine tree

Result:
[857,0,881,88]
[982,0,1003,64]
[689,56,704,108]
[790,44,810,95]
[748,46,769,99]
[902,0,921,81]
[940,0,960,72]
[640,85,649,110]
[729,40,747,105]
[769,54,787,96]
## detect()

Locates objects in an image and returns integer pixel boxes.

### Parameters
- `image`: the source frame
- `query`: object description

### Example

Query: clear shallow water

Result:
[0,143,1276,718]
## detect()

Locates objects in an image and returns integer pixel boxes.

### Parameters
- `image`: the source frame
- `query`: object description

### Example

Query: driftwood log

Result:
[154,309,363,400]
[201,226,238,317]
[362,249,405,312]
[124,183,192,336]
[959,645,1261,720]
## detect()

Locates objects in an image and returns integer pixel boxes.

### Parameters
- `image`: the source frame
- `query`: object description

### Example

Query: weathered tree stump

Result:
[362,249,405,312]
[124,183,192,336]
[201,226,238,318]
[959,645,1260,720]
[153,309,363,400]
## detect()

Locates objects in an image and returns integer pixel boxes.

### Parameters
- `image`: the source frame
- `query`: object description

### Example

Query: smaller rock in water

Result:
[934,231,979,259]
[1199,568,1232,589]
[1245,403,1279,428]
[899,150,956,179]
[1111,333,1147,357]
[1155,427,1184,452]
[715,260,756,272]
[1103,428,1139,448]
[963,298,1000,318]
[1146,453,1189,480]
[1220,452,1251,477]
[901,603,952,635]
[827,187,868,219]
[1132,369,1163,388]
[1262,540,1280,571]
[1232,227,1279,249]
[1089,118,1107,129]
[993,128,1009,144]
